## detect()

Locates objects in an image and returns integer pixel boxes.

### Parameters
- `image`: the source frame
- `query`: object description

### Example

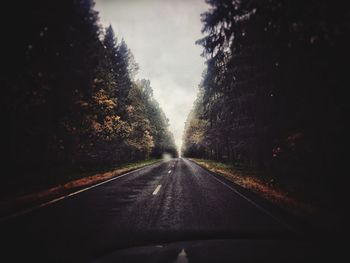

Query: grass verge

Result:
[0,159,160,218]
[189,158,318,222]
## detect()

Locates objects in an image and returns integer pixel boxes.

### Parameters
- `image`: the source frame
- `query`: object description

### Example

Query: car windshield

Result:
[0,0,347,262]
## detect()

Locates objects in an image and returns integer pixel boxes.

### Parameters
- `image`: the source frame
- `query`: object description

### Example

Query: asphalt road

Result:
[1,158,303,262]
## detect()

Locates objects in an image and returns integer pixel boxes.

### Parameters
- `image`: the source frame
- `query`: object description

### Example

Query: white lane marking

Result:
[184,158,297,233]
[152,185,162,195]
[175,249,189,263]
[168,170,172,174]
[0,162,161,222]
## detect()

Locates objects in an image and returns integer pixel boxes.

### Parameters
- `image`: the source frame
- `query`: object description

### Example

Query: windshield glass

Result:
[1,0,347,262]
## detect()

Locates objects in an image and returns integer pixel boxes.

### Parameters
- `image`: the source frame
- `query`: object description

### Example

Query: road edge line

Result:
[185,158,299,234]
[0,162,160,222]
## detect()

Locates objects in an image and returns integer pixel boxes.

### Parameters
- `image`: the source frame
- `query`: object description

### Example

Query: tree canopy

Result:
[1,0,177,195]
[182,0,348,201]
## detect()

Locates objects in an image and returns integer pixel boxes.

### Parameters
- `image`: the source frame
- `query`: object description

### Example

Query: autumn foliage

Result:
[1,0,177,196]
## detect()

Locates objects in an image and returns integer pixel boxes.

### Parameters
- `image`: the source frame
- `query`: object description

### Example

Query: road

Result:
[1,158,302,262]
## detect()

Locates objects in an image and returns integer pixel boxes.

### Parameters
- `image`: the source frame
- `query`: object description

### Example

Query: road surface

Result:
[1,158,304,261]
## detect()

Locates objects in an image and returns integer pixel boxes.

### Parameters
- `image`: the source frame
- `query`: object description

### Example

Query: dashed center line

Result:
[152,184,162,195]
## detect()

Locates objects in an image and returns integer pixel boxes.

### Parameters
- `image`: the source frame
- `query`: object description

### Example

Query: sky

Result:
[95,0,208,150]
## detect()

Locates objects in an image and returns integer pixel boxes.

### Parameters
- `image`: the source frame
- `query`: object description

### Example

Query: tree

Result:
[1,1,177,196]
[183,0,349,202]
[126,83,154,159]
[133,79,178,159]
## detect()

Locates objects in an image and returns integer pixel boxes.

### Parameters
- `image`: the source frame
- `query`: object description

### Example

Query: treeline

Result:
[182,0,348,199]
[1,0,177,193]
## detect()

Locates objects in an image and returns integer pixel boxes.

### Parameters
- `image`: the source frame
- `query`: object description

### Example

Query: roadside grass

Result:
[0,159,160,218]
[189,158,318,221]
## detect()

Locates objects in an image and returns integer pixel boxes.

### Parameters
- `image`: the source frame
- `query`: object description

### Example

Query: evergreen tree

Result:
[184,0,349,204]
[1,0,177,197]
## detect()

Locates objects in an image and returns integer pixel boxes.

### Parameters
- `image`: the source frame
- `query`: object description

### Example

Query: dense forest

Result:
[1,0,177,195]
[182,0,348,205]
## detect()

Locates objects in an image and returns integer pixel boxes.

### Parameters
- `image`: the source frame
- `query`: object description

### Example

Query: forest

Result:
[182,0,348,206]
[0,1,349,257]
[1,0,177,196]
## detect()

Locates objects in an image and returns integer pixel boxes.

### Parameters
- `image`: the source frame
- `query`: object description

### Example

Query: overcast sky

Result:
[95,0,207,150]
